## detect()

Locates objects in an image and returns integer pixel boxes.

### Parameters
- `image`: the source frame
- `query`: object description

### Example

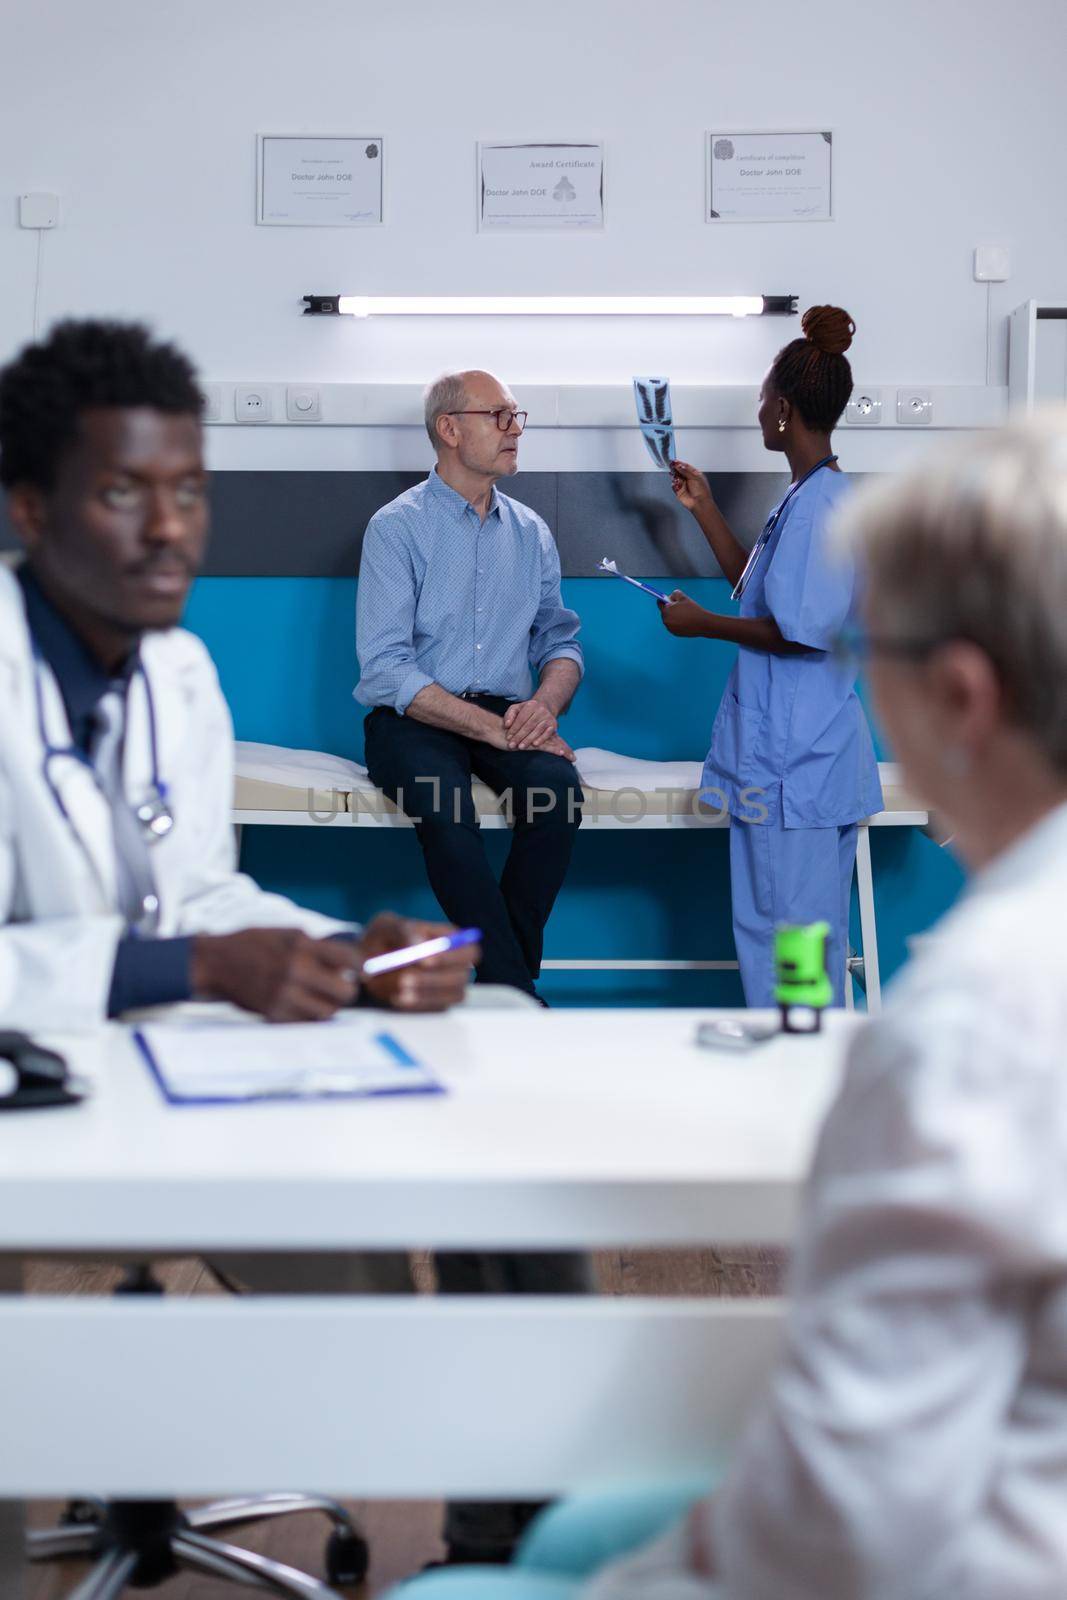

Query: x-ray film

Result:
[640,423,677,470]
[633,377,676,469]
[634,376,673,425]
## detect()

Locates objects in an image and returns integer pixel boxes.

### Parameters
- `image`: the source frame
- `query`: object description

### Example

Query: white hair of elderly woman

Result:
[836,410,1067,774]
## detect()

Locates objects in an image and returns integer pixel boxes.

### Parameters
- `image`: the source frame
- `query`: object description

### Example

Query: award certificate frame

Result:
[477,140,605,232]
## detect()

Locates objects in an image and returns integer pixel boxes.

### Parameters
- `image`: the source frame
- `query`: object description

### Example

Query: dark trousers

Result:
[363,700,584,995]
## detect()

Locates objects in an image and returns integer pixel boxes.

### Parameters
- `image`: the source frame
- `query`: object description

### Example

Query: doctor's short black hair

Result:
[0,319,204,492]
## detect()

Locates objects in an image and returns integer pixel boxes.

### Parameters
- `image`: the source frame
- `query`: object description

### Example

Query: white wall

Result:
[3,0,1066,466]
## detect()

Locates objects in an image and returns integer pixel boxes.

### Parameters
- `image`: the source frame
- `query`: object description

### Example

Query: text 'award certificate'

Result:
[707,131,832,222]
[258,134,384,227]
[478,142,604,231]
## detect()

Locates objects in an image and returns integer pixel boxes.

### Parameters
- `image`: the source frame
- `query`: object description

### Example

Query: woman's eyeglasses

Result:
[831,628,945,671]
[448,408,529,434]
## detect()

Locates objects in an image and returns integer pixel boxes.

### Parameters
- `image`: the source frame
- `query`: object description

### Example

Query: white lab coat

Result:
[592,800,1067,1600]
[0,564,347,1031]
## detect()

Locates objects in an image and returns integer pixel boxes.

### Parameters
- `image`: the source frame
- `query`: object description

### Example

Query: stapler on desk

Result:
[0,1030,89,1110]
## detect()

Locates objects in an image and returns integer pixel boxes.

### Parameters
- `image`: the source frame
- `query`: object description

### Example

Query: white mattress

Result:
[233,742,915,816]
[234,741,375,793]
[234,741,704,795]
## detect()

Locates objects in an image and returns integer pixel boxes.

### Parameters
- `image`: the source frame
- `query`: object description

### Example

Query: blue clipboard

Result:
[596,557,671,604]
[134,1026,447,1107]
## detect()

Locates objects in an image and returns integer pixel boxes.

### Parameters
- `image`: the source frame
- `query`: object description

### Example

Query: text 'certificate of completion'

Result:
[707,131,832,222]
[258,134,384,227]
[478,142,605,231]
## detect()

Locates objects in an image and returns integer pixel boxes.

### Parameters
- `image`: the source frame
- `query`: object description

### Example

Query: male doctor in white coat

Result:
[0,319,474,1028]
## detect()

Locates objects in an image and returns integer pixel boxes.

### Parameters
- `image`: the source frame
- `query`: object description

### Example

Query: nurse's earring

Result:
[777,419,787,434]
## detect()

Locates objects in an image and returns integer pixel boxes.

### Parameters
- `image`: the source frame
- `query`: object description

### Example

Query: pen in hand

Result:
[360,927,482,977]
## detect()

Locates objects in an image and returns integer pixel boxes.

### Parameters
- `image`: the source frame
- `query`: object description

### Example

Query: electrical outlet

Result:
[200,384,222,422]
[235,386,273,422]
[286,385,321,422]
[896,389,933,425]
[845,391,882,425]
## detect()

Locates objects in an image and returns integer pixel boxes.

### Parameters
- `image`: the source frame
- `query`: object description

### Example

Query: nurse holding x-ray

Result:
[662,305,882,1006]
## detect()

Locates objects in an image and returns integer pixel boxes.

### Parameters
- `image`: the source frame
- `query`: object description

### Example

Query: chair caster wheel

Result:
[61,1499,103,1527]
[326,1527,369,1586]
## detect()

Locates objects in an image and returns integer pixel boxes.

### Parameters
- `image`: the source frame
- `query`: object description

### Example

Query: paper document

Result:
[596,557,670,604]
[135,1017,443,1106]
[633,376,676,469]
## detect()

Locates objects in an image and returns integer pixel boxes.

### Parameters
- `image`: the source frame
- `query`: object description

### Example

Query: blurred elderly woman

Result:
[395,415,1067,1600]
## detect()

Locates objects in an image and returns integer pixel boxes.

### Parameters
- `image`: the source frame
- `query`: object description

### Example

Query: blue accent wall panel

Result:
[183,574,965,1006]
[185,575,768,761]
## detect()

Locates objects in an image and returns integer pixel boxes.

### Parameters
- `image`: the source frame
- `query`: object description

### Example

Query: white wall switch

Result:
[235,386,273,422]
[845,391,882,425]
[896,389,934,425]
[974,245,1010,282]
[19,192,59,228]
[200,384,222,422]
[286,385,321,421]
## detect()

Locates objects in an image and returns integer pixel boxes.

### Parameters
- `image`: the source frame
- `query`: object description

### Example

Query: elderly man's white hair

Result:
[837,410,1067,773]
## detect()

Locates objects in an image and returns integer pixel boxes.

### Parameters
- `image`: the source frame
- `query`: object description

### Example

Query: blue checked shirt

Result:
[355,468,583,714]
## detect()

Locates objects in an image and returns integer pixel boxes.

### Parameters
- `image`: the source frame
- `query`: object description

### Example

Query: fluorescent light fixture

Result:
[303,294,797,319]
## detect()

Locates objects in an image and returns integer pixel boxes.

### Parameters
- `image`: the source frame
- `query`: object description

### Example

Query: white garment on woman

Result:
[591,800,1067,1600]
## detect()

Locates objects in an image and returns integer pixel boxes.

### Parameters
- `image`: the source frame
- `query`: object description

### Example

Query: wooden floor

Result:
[22,1247,783,1597]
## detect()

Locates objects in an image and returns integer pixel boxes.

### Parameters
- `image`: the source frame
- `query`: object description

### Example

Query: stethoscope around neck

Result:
[731,454,838,602]
[31,644,176,849]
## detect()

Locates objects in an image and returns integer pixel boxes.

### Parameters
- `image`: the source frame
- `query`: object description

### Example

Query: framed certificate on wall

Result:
[707,131,832,222]
[477,141,605,231]
[257,134,384,227]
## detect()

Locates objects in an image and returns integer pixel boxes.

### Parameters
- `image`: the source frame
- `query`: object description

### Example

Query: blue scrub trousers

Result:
[390,1482,708,1599]
[730,806,858,1009]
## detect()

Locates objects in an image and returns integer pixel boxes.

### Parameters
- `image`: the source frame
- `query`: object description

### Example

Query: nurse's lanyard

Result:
[31,645,175,846]
[731,454,838,602]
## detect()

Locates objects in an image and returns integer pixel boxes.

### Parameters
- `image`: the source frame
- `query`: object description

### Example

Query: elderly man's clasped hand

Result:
[501,698,576,759]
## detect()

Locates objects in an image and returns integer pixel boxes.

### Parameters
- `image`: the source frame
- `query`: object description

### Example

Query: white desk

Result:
[0,1008,858,1570]
[0,1009,856,1254]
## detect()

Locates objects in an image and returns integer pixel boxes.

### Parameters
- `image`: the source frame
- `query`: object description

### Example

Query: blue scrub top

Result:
[703,468,883,828]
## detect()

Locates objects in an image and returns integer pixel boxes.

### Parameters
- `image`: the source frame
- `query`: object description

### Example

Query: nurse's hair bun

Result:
[770,306,856,429]
[801,305,855,356]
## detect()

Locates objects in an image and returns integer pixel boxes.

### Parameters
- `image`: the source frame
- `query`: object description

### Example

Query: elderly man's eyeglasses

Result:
[449,408,528,434]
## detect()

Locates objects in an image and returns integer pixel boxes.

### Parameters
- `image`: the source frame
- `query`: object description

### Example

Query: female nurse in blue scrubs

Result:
[662,305,882,1006]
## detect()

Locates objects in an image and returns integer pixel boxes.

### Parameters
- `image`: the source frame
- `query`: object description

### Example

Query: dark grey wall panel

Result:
[557,472,785,578]
[204,470,410,576]
[1,470,861,577]
[202,470,560,577]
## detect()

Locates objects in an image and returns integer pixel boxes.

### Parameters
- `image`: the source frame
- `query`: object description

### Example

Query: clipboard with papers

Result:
[134,1017,445,1106]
